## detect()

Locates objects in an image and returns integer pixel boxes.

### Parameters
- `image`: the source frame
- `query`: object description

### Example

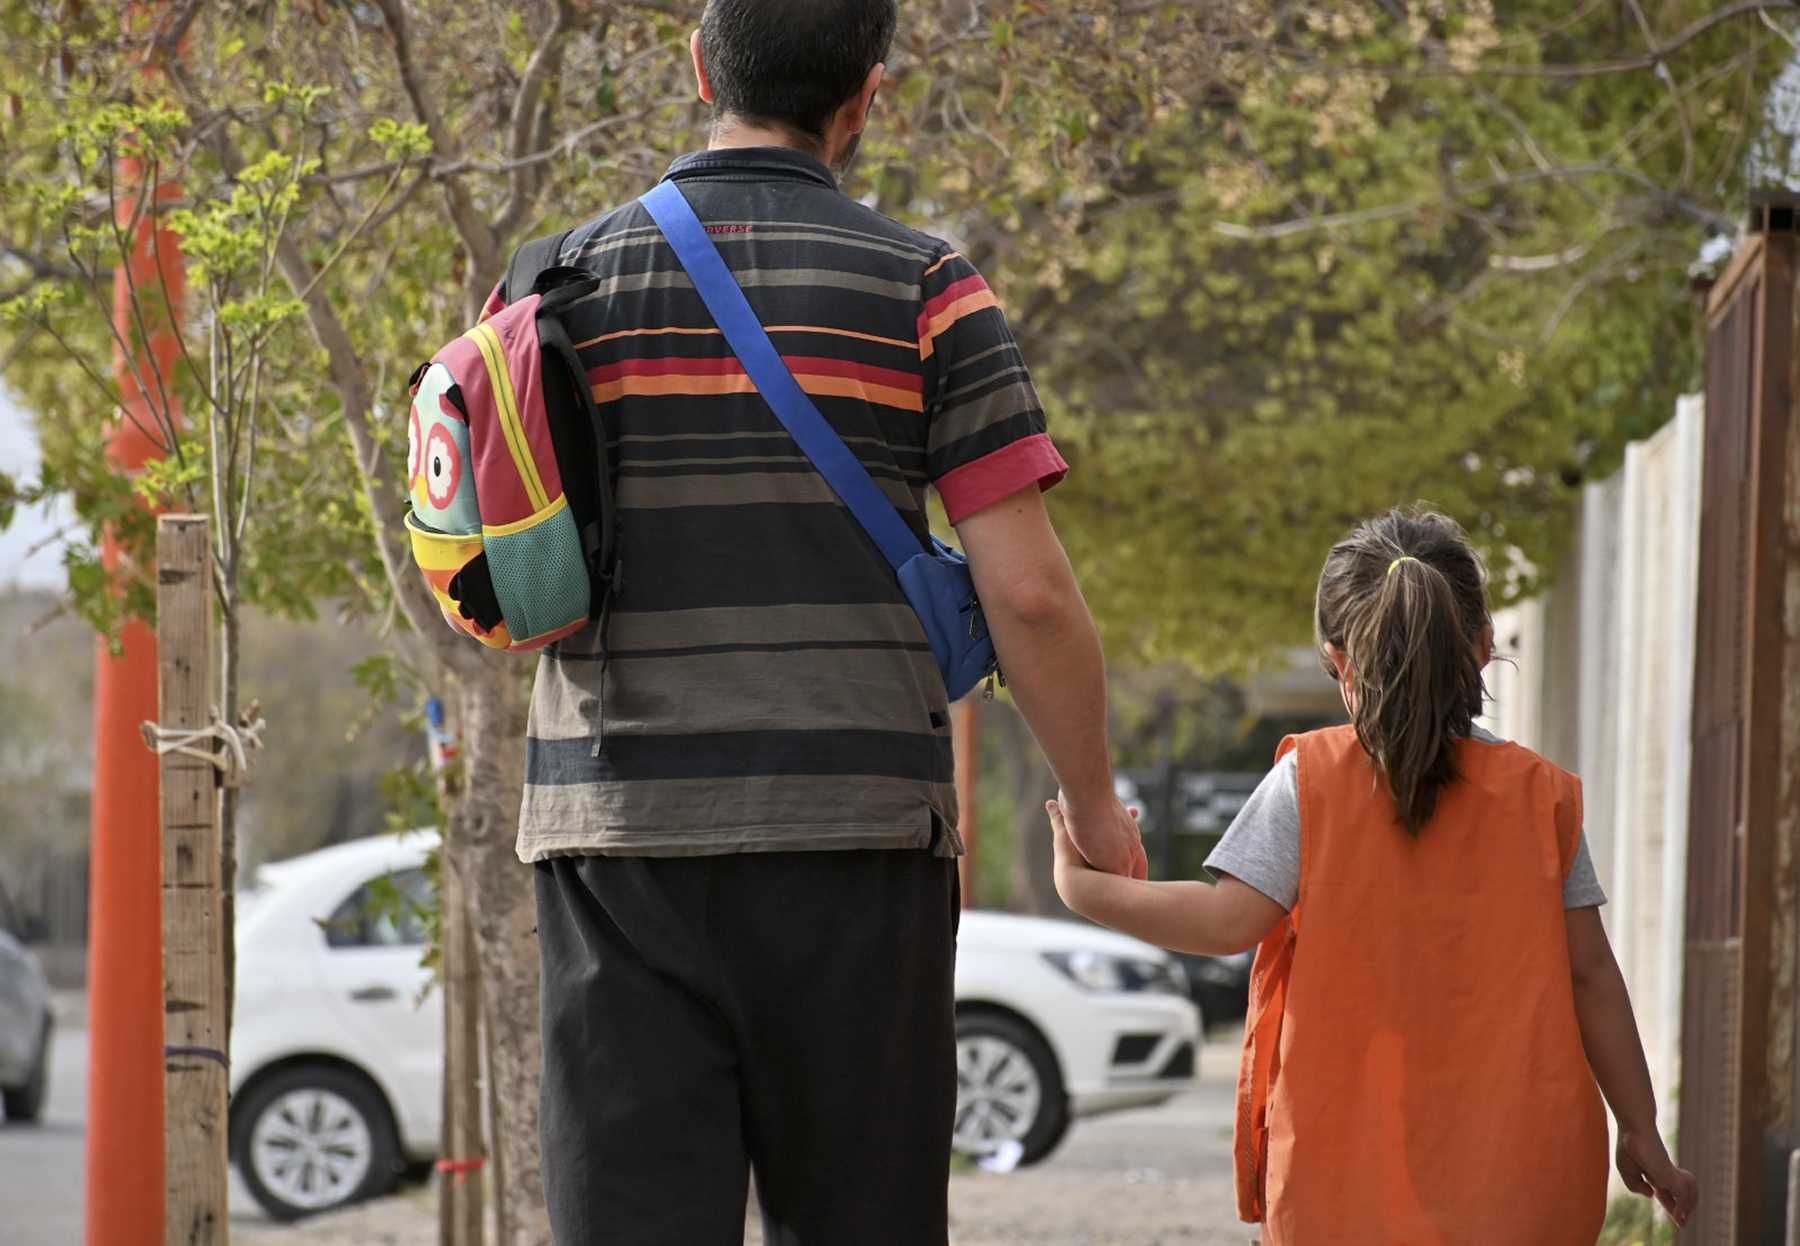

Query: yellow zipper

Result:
[464,322,550,512]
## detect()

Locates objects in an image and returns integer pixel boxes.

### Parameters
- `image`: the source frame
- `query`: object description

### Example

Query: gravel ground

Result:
[233,1036,1249,1246]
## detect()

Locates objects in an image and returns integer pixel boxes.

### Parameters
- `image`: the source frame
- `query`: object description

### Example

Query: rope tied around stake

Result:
[435,1156,487,1184]
[140,701,266,788]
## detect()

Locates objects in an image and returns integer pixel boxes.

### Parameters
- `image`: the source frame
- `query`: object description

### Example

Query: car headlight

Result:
[1043,950,1187,996]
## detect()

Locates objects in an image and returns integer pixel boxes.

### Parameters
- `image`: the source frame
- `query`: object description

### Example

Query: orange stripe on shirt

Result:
[917,289,999,361]
[576,323,916,352]
[922,251,961,279]
[593,372,924,413]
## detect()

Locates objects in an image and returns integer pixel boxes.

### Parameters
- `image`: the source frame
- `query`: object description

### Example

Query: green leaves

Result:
[53,99,186,168]
[0,0,1784,685]
[133,443,207,508]
[946,0,1784,670]
[369,117,432,162]
[261,80,331,113]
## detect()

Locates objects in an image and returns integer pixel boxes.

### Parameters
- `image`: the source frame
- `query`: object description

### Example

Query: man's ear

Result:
[841,61,885,135]
[690,29,714,105]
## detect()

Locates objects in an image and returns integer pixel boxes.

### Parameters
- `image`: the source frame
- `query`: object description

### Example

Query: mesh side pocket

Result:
[482,501,591,645]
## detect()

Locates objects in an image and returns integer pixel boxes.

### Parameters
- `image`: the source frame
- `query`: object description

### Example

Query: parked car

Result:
[0,877,52,1124]
[231,833,1199,1219]
[1173,948,1254,1031]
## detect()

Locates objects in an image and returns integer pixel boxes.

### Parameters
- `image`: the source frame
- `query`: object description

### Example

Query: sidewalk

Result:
[232,1033,1246,1245]
[233,1185,435,1246]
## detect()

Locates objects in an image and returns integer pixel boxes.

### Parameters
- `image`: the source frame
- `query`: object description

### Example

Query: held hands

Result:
[1616,1129,1698,1227]
[1046,791,1147,883]
[1046,796,1097,916]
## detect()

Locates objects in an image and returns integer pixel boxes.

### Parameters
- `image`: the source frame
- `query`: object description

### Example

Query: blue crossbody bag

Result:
[640,180,999,701]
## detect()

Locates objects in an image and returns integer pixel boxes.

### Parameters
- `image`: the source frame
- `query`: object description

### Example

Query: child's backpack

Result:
[403,233,619,652]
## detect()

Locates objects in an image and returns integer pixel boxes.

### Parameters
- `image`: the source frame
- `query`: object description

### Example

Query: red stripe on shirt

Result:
[934,433,1070,526]
[918,274,990,332]
[591,355,922,395]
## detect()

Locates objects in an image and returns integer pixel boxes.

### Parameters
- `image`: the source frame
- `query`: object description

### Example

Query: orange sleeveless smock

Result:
[1234,726,1609,1244]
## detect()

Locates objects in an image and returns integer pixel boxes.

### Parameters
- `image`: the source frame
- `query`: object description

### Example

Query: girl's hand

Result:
[1616,1130,1697,1226]
[1046,798,1094,912]
[1049,789,1147,878]
[1046,798,1087,873]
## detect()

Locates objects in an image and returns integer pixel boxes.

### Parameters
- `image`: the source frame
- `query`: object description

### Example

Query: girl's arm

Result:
[1047,799,1286,956]
[1566,906,1698,1226]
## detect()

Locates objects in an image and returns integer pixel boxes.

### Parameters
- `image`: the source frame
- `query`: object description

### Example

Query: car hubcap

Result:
[250,1088,374,1211]
[954,1034,1042,1154]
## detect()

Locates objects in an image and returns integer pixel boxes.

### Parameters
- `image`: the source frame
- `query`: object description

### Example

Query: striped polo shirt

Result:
[510,146,1067,861]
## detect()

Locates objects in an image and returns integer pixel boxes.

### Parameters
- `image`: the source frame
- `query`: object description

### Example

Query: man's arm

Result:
[956,485,1147,879]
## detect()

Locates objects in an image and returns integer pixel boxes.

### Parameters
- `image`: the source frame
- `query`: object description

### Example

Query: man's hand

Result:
[1053,789,1148,879]
[1617,1130,1698,1227]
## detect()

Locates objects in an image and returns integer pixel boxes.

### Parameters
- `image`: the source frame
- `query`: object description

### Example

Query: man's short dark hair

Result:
[700,0,898,140]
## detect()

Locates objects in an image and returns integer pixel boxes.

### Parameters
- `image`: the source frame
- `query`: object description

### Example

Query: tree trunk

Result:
[219,595,239,1033]
[451,667,547,1246]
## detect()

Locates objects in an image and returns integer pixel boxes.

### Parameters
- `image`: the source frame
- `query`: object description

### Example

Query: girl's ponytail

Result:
[1315,509,1490,836]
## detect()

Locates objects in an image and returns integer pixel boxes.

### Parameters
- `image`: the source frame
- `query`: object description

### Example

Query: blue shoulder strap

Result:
[638,179,923,572]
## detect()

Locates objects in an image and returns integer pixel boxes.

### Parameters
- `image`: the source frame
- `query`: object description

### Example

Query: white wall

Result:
[1479,395,1704,1142]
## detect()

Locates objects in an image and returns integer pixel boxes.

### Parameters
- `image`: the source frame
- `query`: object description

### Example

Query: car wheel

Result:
[231,1065,400,1221]
[954,1012,1070,1166]
[1,1017,51,1124]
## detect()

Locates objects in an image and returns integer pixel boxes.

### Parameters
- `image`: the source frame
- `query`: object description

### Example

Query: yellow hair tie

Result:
[1387,556,1420,575]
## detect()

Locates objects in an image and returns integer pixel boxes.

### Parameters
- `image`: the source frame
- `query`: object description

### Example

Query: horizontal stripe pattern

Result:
[527,730,954,785]
[517,773,951,859]
[511,147,1060,862]
[534,645,945,737]
[591,353,923,413]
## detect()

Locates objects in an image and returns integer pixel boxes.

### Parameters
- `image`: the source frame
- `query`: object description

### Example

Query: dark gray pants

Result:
[536,848,959,1245]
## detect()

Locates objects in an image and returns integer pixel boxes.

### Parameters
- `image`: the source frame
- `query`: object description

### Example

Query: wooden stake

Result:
[439,853,485,1246]
[154,515,228,1246]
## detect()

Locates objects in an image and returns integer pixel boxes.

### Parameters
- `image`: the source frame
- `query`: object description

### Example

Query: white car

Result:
[0,879,52,1124]
[231,833,1198,1219]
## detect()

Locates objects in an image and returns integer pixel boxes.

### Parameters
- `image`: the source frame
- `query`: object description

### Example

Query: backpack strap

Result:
[637,180,925,572]
[534,299,619,592]
[503,228,575,305]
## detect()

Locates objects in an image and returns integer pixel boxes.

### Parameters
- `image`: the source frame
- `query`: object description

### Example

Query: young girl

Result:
[1051,507,1698,1244]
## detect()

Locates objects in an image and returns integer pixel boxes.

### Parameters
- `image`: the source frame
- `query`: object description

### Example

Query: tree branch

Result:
[1,245,84,285]
[495,0,575,240]
[1213,162,1736,241]
[372,0,501,281]
[306,106,664,187]
[170,71,478,680]
[149,0,206,65]
[1290,0,1794,79]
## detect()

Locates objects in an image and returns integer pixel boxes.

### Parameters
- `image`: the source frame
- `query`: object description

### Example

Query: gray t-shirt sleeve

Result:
[1204,753,1302,910]
[1563,833,1608,908]
[1202,748,1611,910]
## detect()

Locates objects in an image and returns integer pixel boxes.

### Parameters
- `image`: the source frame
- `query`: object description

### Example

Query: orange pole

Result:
[85,152,183,1246]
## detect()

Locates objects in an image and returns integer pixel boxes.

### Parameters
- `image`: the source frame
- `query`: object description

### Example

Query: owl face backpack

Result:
[402,235,620,652]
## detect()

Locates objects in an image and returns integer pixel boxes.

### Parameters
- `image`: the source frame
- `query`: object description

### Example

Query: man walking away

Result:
[523,2,1148,1241]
